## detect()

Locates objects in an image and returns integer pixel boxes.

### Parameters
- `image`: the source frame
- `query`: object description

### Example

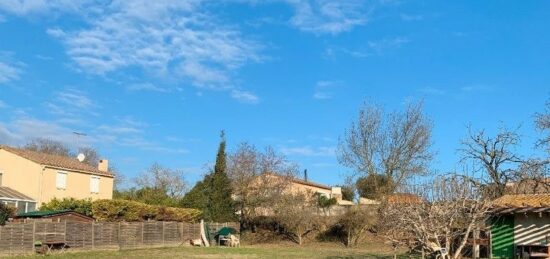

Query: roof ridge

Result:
[0,145,113,177]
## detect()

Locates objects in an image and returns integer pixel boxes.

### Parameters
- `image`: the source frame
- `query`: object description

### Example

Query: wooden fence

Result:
[0,221,238,256]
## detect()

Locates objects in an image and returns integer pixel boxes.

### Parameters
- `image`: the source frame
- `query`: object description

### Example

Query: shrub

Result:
[40,197,93,216]
[92,199,201,222]
[0,203,15,225]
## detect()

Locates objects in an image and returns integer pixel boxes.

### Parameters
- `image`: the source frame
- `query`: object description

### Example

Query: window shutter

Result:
[56,172,67,189]
[91,176,100,193]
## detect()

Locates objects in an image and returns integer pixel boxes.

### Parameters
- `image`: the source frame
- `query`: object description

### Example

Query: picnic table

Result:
[35,241,67,254]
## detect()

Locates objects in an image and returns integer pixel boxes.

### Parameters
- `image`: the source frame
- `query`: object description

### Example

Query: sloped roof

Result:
[0,145,113,177]
[0,186,34,201]
[493,194,550,208]
[290,177,331,190]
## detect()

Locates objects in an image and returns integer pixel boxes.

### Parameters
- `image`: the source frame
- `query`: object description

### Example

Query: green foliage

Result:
[356,174,395,200]
[207,131,236,222]
[341,186,355,201]
[92,199,201,222]
[0,203,15,226]
[40,197,93,216]
[315,193,337,209]
[114,187,180,207]
[181,131,236,222]
[180,179,208,211]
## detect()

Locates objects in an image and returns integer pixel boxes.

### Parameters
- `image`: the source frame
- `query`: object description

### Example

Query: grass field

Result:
[10,243,410,259]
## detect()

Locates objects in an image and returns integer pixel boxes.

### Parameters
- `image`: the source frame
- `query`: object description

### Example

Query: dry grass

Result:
[10,242,411,259]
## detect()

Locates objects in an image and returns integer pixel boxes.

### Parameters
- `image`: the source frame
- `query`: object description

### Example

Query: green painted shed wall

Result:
[491,216,515,258]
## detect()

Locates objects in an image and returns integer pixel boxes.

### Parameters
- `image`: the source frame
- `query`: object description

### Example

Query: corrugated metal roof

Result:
[16,210,71,217]
[0,145,113,177]
[0,186,34,201]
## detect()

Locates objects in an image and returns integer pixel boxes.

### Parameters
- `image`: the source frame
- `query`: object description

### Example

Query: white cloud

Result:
[45,89,99,124]
[126,83,170,93]
[0,60,21,83]
[325,36,410,59]
[313,80,339,100]
[287,0,374,35]
[46,1,260,87]
[0,118,84,146]
[231,89,260,104]
[367,37,410,54]
[280,145,335,157]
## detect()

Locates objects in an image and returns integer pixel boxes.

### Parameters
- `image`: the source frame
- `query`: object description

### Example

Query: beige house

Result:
[0,145,114,212]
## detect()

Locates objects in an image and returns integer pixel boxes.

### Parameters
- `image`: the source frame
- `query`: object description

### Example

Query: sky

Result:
[0,0,549,188]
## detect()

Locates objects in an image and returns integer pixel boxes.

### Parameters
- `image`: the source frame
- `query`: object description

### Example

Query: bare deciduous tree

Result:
[274,192,323,245]
[459,127,524,197]
[77,146,100,167]
[536,100,550,154]
[227,143,298,228]
[338,101,433,191]
[134,163,187,199]
[337,205,377,247]
[379,175,493,259]
[24,138,71,157]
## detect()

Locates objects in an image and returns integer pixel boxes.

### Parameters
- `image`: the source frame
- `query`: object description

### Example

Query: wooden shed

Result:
[491,194,550,258]
[14,210,94,222]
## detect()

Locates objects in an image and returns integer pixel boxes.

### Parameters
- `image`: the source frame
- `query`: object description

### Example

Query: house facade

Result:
[0,145,114,212]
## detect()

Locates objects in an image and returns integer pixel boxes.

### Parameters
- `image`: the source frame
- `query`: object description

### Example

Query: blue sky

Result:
[0,0,549,187]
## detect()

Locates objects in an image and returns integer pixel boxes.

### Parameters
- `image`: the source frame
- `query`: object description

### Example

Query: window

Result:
[90,176,100,194]
[56,172,67,189]
[0,172,3,186]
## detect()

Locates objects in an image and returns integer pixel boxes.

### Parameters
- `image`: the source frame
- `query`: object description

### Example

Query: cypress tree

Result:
[207,131,236,222]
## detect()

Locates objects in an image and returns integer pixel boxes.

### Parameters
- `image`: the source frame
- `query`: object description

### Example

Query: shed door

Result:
[491,216,515,258]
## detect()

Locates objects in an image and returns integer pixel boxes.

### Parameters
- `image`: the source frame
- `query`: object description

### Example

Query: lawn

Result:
[10,243,411,259]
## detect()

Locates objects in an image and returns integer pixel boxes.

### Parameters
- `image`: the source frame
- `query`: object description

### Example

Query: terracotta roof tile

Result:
[0,145,113,177]
[493,194,550,208]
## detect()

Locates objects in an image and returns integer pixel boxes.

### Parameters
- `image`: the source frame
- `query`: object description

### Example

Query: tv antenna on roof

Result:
[73,132,88,162]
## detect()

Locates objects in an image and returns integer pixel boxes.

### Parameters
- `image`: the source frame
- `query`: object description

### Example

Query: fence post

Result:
[117,222,121,250]
[141,222,144,246]
[91,222,95,250]
[162,222,165,247]
[32,221,36,251]
[64,221,67,245]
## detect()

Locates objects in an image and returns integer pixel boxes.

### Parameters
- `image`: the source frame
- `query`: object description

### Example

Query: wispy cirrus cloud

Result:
[280,145,336,157]
[313,80,339,100]
[324,36,410,59]
[44,89,99,125]
[287,0,375,35]
[1,1,261,103]
[0,55,22,84]
[231,89,260,104]
[0,0,88,15]
[45,1,261,92]
[126,83,171,93]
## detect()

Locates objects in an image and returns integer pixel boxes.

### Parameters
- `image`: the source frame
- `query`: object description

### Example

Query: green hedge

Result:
[92,199,202,222]
[40,198,201,223]
[39,197,93,216]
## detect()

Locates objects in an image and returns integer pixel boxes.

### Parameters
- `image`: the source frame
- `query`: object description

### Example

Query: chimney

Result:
[304,169,308,182]
[98,159,109,172]
[331,187,342,201]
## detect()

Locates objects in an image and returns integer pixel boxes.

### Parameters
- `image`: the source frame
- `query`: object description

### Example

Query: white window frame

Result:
[90,175,100,194]
[56,171,67,190]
